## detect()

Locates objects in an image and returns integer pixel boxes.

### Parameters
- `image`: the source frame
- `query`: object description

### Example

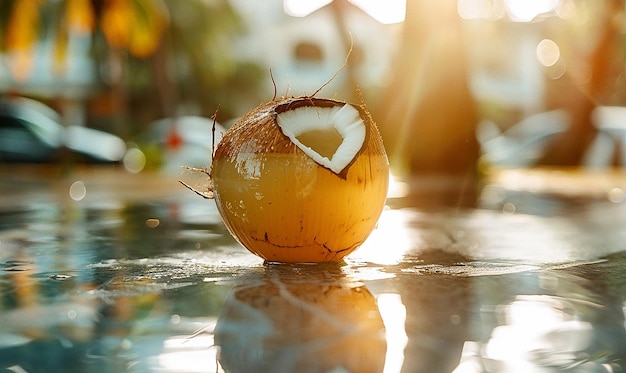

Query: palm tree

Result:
[0,0,169,140]
[1,0,168,80]
[0,0,263,137]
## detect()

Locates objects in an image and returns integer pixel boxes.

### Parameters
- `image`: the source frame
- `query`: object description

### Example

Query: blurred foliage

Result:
[0,0,168,78]
[162,0,265,120]
[0,0,265,136]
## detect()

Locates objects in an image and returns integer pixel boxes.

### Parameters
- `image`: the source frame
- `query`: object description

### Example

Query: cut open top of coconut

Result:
[276,103,366,174]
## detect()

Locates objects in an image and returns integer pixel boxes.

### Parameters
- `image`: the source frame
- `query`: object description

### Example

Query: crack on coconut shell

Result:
[274,98,371,179]
[252,232,363,261]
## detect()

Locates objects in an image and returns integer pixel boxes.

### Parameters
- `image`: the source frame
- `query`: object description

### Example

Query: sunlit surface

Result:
[157,330,221,372]
[484,168,626,200]
[485,296,593,365]
[466,269,626,372]
[0,167,625,372]
[351,208,413,266]
[378,293,408,373]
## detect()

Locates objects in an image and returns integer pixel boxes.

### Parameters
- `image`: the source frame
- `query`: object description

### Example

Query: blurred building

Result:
[0,0,402,121]
[228,0,403,98]
[0,26,96,129]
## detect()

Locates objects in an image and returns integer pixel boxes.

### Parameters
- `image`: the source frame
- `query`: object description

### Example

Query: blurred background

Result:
[0,0,625,177]
[2,4,626,371]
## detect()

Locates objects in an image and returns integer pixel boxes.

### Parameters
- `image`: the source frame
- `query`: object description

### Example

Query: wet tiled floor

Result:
[0,166,625,372]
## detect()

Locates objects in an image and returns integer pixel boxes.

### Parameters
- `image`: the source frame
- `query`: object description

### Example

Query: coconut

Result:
[184,96,389,263]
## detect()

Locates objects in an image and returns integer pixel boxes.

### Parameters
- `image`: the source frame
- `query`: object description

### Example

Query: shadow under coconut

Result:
[213,264,387,373]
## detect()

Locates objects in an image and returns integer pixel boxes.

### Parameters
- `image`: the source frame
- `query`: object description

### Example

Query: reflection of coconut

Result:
[214,266,386,373]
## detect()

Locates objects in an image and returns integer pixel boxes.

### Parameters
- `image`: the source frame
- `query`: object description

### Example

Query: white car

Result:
[477,106,626,168]
[0,97,126,163]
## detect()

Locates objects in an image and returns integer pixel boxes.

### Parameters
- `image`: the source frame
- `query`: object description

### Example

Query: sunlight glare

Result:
[503,0,560,22]
[351,0,406,24]
[157,334,223,372]
[484,295,594,368]
[378,293,408,373]
[505,296,565,329]
[354,208,412,265]
[457,0,495,20]
[283,0,332,17]
[284,0,406,24]
[387,172,409,199]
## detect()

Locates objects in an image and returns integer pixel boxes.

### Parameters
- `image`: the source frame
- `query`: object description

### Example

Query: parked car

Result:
[0,97,126,163]
[591,106,626,167]
[477,106,626,168]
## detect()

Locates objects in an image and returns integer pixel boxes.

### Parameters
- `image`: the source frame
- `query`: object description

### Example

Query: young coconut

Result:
[183,96,389,263]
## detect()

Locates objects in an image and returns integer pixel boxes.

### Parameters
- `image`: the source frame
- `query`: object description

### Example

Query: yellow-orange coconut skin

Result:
[210,97,389,263]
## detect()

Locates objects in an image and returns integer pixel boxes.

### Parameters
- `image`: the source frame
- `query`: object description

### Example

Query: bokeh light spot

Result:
[536,39,560,67]
[607,187,625,203]
[502,202,516,215]
[67,309,77,320]
[123,147,146,174]
[69,181,86,201]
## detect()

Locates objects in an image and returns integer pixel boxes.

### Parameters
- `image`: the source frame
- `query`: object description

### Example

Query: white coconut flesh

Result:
[276,104,366,174]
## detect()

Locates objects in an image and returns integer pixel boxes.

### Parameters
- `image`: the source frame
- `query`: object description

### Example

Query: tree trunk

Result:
[376,0,479,176]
